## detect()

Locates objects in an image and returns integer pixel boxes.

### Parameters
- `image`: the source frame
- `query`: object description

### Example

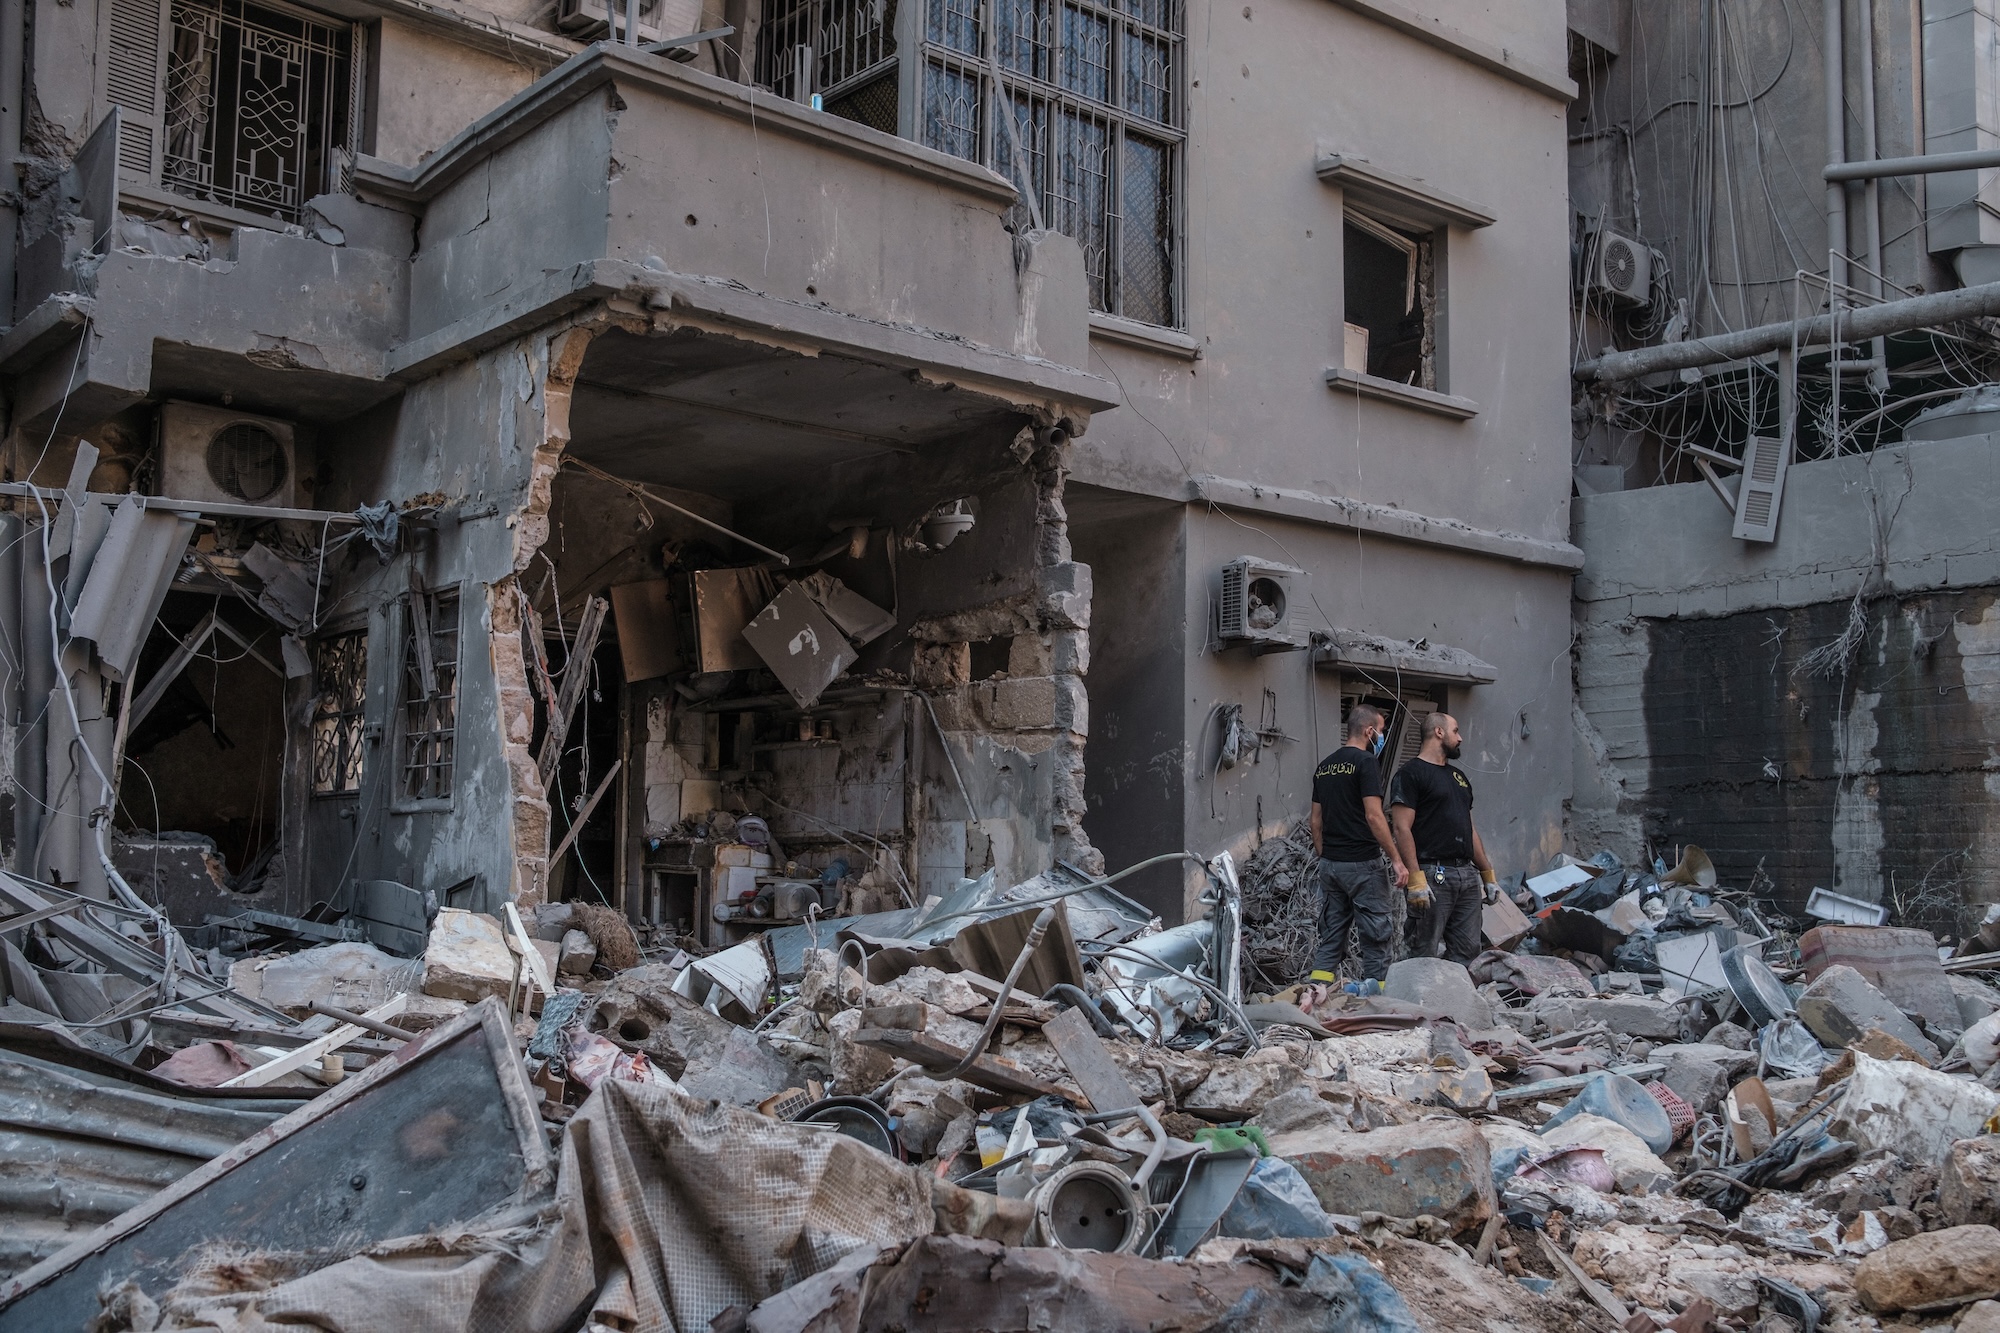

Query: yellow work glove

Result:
[1481,866,1499,902]
[1309,970,1337,984]
[1405,871,1432,911]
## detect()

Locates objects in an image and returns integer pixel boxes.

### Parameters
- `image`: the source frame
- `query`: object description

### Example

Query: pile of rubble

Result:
[3,839,2000,1331]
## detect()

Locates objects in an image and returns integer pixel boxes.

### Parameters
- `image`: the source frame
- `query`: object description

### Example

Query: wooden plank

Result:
[1538,1231,1628,1323]
[537,595,608,787]
[852,1012,1068,1100]
[548,759,621,870]
[1494,1062,1663,1106]
[502,903,555,998]
[1042,1004,1139,1113]
[222,996,409,1089]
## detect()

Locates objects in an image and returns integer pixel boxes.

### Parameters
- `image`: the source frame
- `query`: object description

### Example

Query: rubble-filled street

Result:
[4,835,2000,1331]
[9,0,2000,1326]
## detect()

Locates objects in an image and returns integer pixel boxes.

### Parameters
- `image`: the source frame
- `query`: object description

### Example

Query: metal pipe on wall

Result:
[1826,0,1849,297]
[1858,0,1888,383]
[1824,146,2000,181]
[0,0,21,319]
[1574,279,2000,382]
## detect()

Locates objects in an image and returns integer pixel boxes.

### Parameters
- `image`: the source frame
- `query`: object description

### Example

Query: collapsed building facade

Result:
[0,0,1582,946]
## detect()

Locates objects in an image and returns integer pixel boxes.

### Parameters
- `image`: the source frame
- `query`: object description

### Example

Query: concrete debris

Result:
[1797,965,1943,1061]
[1854,1225,2000,1313]
[10,838,2000,1333]
[418,907,517,1003]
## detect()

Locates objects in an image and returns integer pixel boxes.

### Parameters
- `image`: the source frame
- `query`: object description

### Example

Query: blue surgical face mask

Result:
[1370,731,1387,757]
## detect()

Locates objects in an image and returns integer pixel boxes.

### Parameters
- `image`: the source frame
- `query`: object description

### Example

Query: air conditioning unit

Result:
[1217,558,1307,650]
[159,402,297,508]
[557,0,697,42]
[1587,228,1653,306]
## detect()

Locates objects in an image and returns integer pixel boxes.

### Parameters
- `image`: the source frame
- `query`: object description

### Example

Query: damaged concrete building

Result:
[0,0,1582,948]
[1567,0,2000,933]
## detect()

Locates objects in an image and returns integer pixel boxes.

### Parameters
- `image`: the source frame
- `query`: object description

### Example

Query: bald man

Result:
[1388,713,1496,967]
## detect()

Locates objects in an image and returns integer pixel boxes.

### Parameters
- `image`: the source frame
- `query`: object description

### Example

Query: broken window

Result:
[1343,210,1437,389]
[399,588,459,803]
[101,0,361,221]
[309,629,367,796]
[755,0,1184,327]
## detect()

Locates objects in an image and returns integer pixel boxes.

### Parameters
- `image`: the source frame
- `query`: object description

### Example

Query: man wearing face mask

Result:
[1389,713,1496,966]
[1305,705,1408,993]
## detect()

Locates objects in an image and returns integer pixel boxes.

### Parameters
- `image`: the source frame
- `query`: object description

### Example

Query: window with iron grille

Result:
[400,588,459,803]
[309,629,366,796]
[98,0,361,221]
[754,0,1182,328]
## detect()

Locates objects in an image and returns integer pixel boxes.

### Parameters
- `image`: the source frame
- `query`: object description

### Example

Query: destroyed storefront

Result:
[0,46,1118,961]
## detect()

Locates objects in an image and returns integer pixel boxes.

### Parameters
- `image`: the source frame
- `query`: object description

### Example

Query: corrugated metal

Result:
[66,495,197,682]
[0,1043,304,1279]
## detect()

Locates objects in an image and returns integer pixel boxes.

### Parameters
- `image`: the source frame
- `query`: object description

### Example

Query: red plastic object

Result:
[1645,1079,1695,1145]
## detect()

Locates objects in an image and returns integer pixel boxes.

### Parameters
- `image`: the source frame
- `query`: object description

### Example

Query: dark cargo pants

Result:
[1309,857,1395,984]
[1414,862,1484,966]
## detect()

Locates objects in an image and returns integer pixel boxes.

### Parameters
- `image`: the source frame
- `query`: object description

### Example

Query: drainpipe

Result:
[0,0,21,322]
[1825,0,1848,297]
[1857,0,1887,387]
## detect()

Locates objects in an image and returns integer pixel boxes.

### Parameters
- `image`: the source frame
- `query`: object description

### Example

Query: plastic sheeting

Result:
[139,1080,1029,1333]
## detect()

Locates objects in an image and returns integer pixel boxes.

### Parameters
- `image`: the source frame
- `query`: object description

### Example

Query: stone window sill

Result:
[1324,367,1479,420]
[1089,312,1200,360]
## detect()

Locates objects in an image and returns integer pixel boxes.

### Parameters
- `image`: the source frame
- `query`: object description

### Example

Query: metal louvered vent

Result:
[1602,238,1640,293]
[1216,557,1307,651]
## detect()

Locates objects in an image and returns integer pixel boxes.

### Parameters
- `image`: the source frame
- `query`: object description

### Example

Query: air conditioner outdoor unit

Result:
[557,0,696,42]
[1588,228,1653,306]
[159,402,297,508]
[1217,557,1307,650]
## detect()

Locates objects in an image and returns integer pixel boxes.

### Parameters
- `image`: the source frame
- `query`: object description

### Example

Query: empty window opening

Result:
[155,0,359,220]
[310,629,367,796]
[1344,211,1435,389]
[969,636,1012,680]
[400,587,459,802]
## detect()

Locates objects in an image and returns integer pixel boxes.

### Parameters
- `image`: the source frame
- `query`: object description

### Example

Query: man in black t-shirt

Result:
[1306,705,1408,988]
[1389,713,1497,966]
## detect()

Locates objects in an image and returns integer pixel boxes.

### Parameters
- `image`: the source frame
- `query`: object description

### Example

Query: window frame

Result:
[393,582,461,811]
[99,0,367,223]
[308,625,369,798]
[1341,205,1439,393]
[754,0,1187,329]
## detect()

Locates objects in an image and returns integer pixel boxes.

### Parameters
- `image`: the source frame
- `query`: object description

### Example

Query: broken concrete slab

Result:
[420,908,515,1003]
[1530,993,1684,1042]
[1649,1042,1759,1114]
[1797,964,1940,1061]
[558,929,596,975]
[1798,924,1959,1030]
[1833,1052,2000,1162]
[1183,1049,1306,1119]
[230,942,418,1016]
[1942,1137,2000,1229]
[1382,958,1492,1028]
[1955,976,2000,1029]
[676,1027,802,1108]
[1854,1224,2000,1313]
[1268,1117,1495,1232]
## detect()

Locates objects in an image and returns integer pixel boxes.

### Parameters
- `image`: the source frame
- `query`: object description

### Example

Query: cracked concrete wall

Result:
[1573,431,2000,931]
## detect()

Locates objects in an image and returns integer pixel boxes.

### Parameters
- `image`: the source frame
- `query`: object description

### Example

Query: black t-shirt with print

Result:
[1310,745,1385,862]
[1389,757,1475,862]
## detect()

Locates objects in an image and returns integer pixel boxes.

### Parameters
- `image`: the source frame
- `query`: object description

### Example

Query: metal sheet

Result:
[67,496,197,681]
[609,578,679,681]
[692,567,769,672]
[0,1032,304,1282]
[741,582,855,708]
[0,998,552,1325]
